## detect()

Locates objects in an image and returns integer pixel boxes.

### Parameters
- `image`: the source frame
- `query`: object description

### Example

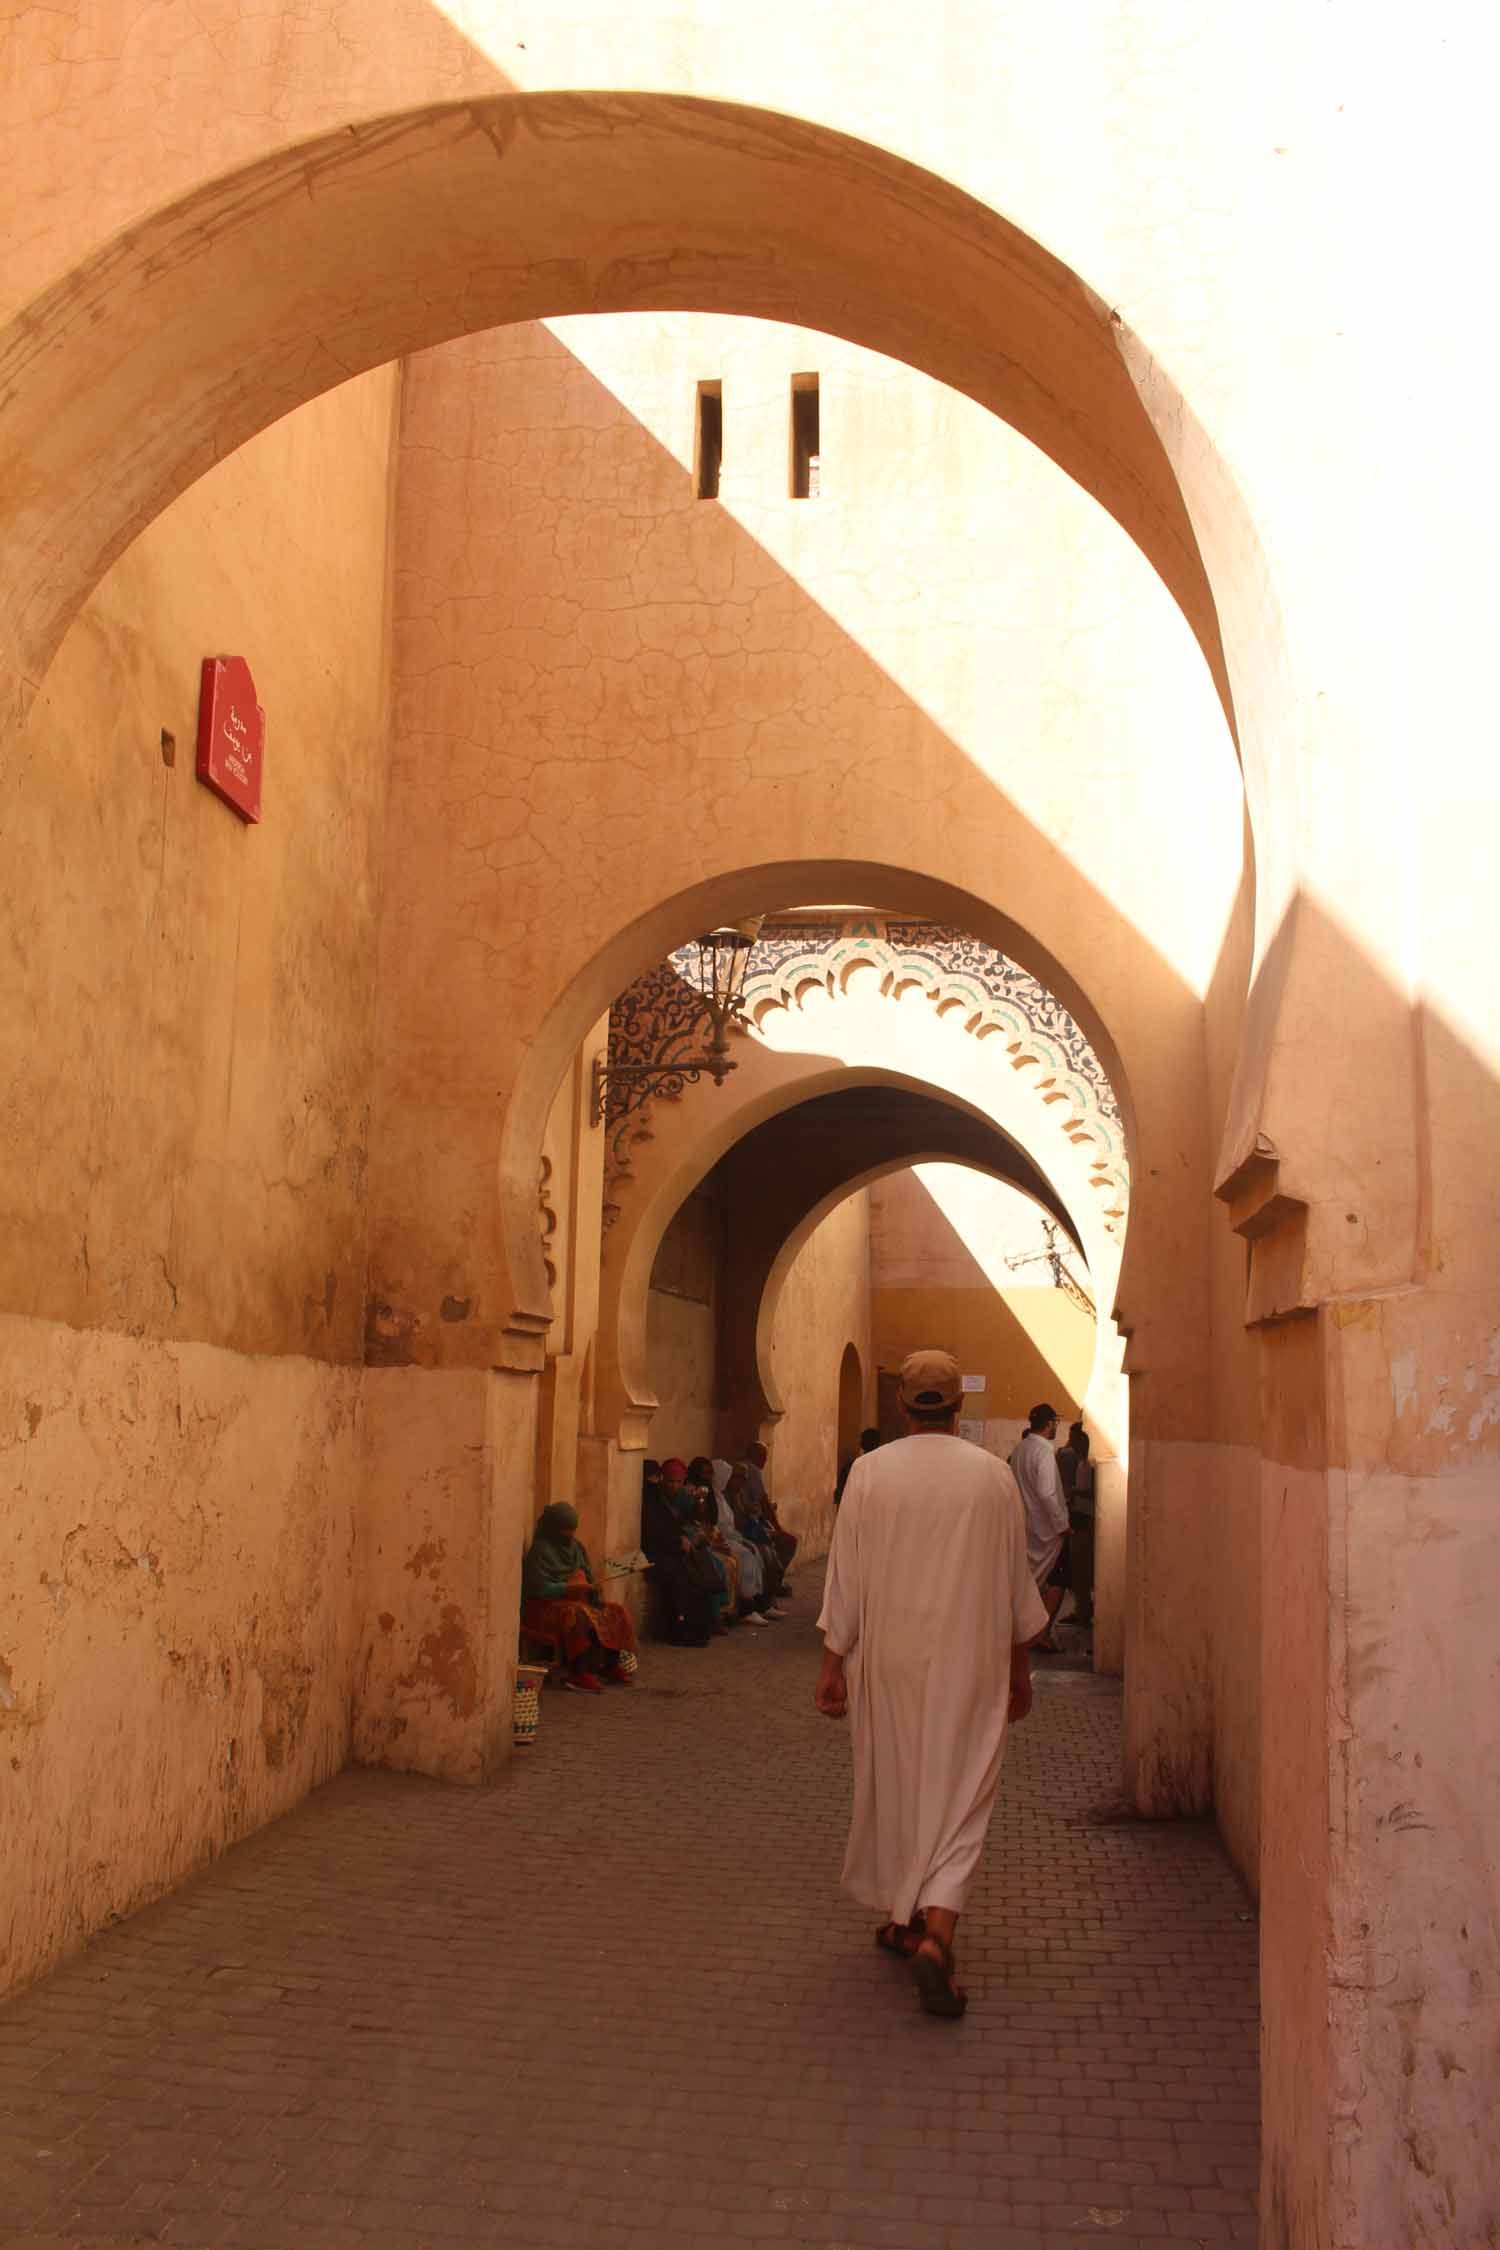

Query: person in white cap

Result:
[814,1349,1047,2018]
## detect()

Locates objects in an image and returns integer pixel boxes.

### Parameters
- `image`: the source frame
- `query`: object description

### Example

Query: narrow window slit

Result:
[696,381,723,499]
[791,374,820,498]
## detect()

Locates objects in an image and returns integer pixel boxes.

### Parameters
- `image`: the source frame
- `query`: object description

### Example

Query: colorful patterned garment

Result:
[520,1502,638,1668]
[520,1594,637,1667]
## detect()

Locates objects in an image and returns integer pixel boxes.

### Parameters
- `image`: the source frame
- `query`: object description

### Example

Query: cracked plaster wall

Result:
[0,1322,361,1997]
[0,369,400,1995]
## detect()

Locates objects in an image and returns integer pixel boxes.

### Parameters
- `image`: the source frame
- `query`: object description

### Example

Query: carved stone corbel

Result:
[1216,1134,1313,1327]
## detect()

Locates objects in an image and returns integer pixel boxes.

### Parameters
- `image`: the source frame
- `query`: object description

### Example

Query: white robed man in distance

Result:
[815,1350,1048,2018]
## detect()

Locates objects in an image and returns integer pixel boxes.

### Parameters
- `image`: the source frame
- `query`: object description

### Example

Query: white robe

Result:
[817,1433,1047,1922]
[1008,1430,1070,1584]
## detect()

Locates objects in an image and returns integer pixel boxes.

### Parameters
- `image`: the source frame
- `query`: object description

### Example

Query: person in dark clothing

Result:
[1055,1422,1095,1630]
[745,1442,798,1578]
[726,1461,788,1604]
[640,1458,718,1645]
[835,1426,882,1506]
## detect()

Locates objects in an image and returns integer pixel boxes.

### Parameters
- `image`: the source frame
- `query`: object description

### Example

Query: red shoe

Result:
[602,1669,634,1686]
[564,1671,605,1694]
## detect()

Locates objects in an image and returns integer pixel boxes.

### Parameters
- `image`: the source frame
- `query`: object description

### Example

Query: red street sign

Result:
[195,655,264,823]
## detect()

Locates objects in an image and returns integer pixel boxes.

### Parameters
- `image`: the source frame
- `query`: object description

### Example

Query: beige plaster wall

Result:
[534,1022,610,1518]
[869,1166,1096,1423]
[764,1190,872,1561]
[1268,1292,1500,2250]
[2,369,400,1361]
[354,1365,535,1786]
[872,1287,1092,1423]
[0,370,401,1995]
[0,1317,362,1996]
[644,1292,718,1467]
[1198,865,1263,1888]
[642,1181,723,1464]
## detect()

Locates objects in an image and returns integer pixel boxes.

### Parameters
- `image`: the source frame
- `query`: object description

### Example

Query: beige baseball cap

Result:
[897,1349,963,1409]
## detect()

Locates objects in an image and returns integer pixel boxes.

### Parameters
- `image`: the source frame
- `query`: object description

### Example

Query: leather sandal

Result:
[873,1912,926,1957]
[913,1934,968,2018]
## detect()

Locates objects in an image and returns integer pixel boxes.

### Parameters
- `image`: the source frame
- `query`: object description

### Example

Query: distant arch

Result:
[837,1341,866,1466]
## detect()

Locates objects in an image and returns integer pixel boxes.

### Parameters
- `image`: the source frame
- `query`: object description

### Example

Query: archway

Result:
[501,861,1148,1370]
[3,93,1239,747]
[597,1074,1087,1517]
[836,1341,865,1468]
[593,995,1113,1457]
[521,859,1169,1755]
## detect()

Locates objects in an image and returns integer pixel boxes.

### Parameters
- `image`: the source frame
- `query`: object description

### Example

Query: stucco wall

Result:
[765,1190,872,1560]
[644,1291,719,1466]
[0,370,400,1996]
[1202,872,1263,1887]
[2,370,399,1360]
[868,1166,1096,1423]
[643,1182,723,1464]
[0,1322,361,1996]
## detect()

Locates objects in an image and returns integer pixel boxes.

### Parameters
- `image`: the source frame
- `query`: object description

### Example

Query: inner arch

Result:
[607,1076,1086,1447]
[506,860,1136,1341]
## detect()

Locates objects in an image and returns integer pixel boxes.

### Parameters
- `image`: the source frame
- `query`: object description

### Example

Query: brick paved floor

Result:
[0,1581,1259,2250]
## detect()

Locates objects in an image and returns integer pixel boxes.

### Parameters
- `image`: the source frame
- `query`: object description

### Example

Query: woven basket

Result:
[512,1662,549,1748]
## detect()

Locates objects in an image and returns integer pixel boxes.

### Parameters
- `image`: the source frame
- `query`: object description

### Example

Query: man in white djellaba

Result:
[1009,1401,1071,1652]
[815,1350,1047,2018]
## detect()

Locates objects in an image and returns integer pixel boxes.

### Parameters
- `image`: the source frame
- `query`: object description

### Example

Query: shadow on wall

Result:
[642,1180,723,1464]
[375,316,1239,1426]
[869,1164,1095,1424]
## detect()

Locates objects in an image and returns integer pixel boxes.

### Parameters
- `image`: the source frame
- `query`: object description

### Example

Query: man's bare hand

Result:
[815,1649,848,1719]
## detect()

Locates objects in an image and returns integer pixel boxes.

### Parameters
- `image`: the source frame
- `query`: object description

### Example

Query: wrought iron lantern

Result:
[592,917,765,1125]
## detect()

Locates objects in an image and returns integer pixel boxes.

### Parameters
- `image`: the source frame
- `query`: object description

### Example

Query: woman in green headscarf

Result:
[520,1502,638,1693]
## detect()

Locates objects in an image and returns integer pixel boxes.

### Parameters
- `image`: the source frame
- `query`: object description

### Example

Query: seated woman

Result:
[726,1461,788,1606]
[711,1458,782,1624]
[660,1458,731,1634]
[745,1443,798,1583]
[685,1456,743,1624]
[520,1501,637,1693]
[640,1460,718,1646]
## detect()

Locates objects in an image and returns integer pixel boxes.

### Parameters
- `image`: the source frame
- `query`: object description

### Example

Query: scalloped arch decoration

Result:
[601,918,1130,1239]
